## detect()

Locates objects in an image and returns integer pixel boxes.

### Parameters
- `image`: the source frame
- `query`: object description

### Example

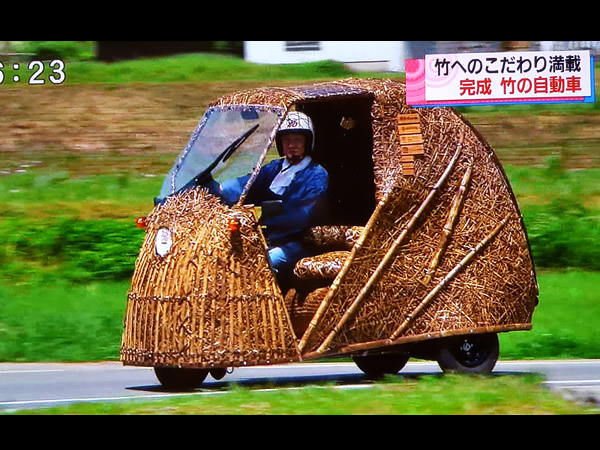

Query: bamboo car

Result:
[120,78,539,388]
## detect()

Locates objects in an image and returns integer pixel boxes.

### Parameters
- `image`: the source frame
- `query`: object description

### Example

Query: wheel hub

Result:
[460,340,474,353]
[453,337,488,367]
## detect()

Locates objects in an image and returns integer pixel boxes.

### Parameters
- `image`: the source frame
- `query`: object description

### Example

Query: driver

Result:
[211,111,329,290]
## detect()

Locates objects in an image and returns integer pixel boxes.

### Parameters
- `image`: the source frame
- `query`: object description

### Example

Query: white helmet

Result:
[276,111,314,156]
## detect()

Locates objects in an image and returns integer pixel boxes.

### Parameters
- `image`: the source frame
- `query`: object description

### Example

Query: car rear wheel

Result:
[436,333,499,374]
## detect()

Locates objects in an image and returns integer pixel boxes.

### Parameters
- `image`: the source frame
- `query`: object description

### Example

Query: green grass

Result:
[0,171,154,283]
[0,170,160,219]
[500,270,600,360]
[504,164,600,210]
[5,374,595,415]
[0,281,127,362]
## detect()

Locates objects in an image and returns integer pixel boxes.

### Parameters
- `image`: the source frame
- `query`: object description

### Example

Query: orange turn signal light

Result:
[135,216,148,229]
[228,218,241,233]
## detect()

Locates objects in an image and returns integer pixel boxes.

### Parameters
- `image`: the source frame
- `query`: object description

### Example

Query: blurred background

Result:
[0,40,598,364]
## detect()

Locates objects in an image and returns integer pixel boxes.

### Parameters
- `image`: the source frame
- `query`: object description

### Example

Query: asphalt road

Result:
[1,360,599,412]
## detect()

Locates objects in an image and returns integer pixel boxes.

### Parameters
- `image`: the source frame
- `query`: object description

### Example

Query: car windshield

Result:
[158,105,284,202]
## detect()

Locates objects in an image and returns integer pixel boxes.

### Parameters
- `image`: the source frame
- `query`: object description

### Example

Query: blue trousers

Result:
[268,241,310,276]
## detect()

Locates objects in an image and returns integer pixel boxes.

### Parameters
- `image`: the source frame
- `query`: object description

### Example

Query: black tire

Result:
[436,333,499,374]
[154,367,209,390]
[352,352,410,379]
[209,368,227,380]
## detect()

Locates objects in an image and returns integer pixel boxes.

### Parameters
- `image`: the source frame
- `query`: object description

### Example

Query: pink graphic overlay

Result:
[405,59,425,105]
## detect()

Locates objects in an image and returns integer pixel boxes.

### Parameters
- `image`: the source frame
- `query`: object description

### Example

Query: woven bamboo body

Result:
[121,189,300,368]
[121,78,538,367]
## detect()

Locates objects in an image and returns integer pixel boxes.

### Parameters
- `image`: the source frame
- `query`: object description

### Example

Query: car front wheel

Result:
[154,367,209,390]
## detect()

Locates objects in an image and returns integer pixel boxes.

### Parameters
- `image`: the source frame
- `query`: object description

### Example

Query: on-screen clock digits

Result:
[0,60,66,85]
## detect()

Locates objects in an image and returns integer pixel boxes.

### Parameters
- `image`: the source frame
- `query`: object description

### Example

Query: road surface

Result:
[1,360,599,411]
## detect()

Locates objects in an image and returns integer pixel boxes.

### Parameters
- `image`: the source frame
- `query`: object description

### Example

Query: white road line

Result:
[0,369,64,374]
[543,379,600,385]
[0,391,221,407]
[498,360,600,365]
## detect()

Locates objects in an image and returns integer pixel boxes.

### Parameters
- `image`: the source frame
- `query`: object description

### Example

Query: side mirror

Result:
[260,200,283,222]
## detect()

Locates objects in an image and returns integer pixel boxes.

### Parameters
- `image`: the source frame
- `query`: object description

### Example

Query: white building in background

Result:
[244,41,600,73]
[244,41,407,72]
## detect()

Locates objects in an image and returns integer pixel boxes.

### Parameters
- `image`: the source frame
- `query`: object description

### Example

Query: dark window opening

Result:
[285,41,321,52]
[298,96,376,226]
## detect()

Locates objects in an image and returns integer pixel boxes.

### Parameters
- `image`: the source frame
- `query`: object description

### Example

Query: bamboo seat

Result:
[293,250,350,281]
[303,225,364,251]
[293,225,364,285]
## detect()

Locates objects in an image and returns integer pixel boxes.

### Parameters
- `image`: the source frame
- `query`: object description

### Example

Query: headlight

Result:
[155,227,173,257]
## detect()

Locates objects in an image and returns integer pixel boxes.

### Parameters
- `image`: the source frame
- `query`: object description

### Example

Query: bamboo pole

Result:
[313,133,465,355]
[316,322,532,357]
[389,213,511,340]
[422,161,473,285]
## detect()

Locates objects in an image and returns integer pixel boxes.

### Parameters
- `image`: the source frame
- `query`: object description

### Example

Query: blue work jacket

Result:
[219,158,329,245]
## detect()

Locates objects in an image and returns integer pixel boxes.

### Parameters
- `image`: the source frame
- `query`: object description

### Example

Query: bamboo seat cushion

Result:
[293,251,350,280]
[303,225,365,250]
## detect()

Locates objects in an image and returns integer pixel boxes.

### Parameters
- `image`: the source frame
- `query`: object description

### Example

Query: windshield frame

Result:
[159,104,287,204]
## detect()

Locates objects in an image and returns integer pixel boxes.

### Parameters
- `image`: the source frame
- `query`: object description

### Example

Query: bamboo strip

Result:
[402,144,424,155]
[267,295,277,358]
[238,300,245,357]
[229,298,235,358]
[141,298,149,361]
[227,255,236,358]
[197,262,210,346]
[260,296,270,357]
[138,300,147,360]
[422,161,473,285]
[275,297,288,353]
[154,301,163,359]
[389,213,511,340]
[397,123,421,134]
[127,297,137,352]
[400,134,424,145]
[314,134,464,354]
[396,113,420,124]
[123,296,134,352]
